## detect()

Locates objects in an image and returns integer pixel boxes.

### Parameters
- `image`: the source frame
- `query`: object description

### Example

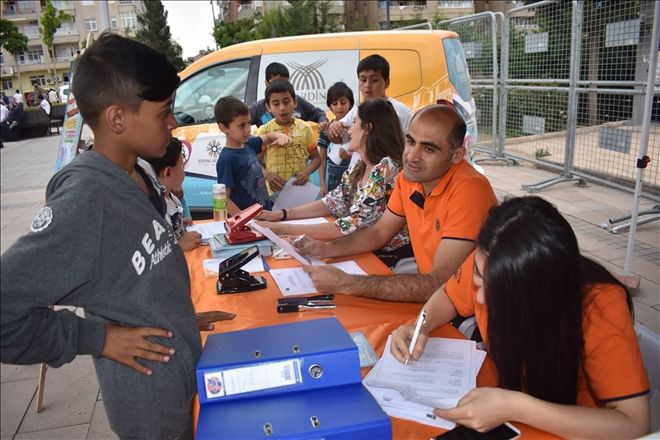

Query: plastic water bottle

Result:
[212,183,227,221]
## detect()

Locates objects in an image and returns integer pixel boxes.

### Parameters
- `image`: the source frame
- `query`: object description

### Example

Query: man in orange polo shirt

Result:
[297,104,497,302]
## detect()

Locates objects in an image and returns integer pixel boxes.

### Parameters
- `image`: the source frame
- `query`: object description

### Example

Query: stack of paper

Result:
[363,336,486,429]
[188,221,226,242]
[269,260,367,296]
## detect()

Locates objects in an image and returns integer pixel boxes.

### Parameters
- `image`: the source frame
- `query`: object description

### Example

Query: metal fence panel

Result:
[438,12,501,157]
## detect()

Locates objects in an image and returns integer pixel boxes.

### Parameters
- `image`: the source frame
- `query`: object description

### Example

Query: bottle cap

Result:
[212,183,225,194]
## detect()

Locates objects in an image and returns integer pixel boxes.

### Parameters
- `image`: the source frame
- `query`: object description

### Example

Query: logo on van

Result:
[206,139,222,159]
[287,60,327,92]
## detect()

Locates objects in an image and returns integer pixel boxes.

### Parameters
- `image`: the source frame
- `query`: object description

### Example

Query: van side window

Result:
[442,39,472,102]
[173,59,251,126]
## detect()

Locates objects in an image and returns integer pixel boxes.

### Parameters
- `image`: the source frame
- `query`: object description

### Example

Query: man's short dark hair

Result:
[326,82,354,109]
[265,79,295,104]
[265,62,289,82]
[214,96,249,127]
[412,104,467,151]
[72,31,180,128]
[144,137,182,175]
[357,54,390,81]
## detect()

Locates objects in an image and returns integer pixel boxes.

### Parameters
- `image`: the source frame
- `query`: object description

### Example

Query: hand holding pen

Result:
[390,308,429,364]
[406,309,426,365]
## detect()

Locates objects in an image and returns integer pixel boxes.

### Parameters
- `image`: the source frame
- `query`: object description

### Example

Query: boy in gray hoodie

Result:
[1,32,201,439]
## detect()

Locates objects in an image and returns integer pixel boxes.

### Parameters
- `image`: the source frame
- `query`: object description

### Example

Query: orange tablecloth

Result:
[186,245,553,439]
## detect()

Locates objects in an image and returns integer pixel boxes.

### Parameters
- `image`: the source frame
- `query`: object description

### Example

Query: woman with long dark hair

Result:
[258,98,411,264]
[391,196,650,438]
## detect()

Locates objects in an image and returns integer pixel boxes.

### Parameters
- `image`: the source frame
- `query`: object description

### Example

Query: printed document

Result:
[251,222,324,266]
[272,178,320,210]
[188,221,226,242]
[364,336,486,429]
[270,261,367,296]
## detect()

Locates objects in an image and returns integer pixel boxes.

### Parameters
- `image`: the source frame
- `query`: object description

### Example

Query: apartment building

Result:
[1,0,141,98]
[217,1,479,31]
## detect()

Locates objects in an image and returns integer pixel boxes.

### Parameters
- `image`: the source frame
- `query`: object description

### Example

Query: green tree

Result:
[135,0,185,71]
[255,7,286,39]
[39,0,72,82]
[213,13,259,48]
[0,19,28,96]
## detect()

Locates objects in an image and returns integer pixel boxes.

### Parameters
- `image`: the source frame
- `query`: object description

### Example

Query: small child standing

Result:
[143,138,203,251]
[256,80,321,194]
[215,96,290,215]
[318,82,354,195]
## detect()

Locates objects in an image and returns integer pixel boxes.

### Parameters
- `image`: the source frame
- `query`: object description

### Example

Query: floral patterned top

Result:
[322,156,410,252]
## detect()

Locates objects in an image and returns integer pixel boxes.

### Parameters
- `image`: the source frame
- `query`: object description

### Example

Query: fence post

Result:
[522,0,587,192]
[623,1,660,275]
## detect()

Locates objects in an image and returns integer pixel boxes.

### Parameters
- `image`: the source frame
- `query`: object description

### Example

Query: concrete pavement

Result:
[1,133,658,438]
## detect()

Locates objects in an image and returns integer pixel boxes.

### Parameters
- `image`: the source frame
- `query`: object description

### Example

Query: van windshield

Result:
[442,38,472,102]
[174,59,251,126]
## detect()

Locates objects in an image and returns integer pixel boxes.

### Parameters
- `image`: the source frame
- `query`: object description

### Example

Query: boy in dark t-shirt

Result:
[214,96,289,215]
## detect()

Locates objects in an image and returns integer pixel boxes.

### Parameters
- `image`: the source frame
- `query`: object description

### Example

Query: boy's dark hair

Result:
[265,79,295,104]
[214,96,249,127]
[144,138,183,175]
[357,54,390,81]
[72,31,180,129]
[326,82,354,109]
[265,62,290,82]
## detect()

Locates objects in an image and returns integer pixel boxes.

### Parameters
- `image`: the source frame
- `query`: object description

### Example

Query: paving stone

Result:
[17,356,99,435]
[14,423,90,440]
[1,380,35,438]
[87,400,117,440]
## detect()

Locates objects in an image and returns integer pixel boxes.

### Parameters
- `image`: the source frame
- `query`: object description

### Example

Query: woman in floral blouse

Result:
[257,98,412,265]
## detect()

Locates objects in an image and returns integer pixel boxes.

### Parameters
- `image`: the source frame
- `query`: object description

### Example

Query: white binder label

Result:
[207,359,302,399]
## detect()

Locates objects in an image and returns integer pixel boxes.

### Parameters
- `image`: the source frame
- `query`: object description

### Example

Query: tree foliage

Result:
[0,18,28,56]
[0,18,28,93]
[213,13,259,48]
[135,0,185,71]
[39,0,72,50]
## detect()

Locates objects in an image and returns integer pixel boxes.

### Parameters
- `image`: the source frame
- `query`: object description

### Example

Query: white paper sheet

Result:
[272,178,320,210]
[202,256,266,278]
[187,221,226,242]
[270,261,367,296]
[250,222,324,266]
[280,217,329,225]
[327,142,349,165]
[364,336,486,428]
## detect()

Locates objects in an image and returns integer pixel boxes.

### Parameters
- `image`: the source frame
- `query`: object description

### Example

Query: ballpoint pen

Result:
[406,308,426,366]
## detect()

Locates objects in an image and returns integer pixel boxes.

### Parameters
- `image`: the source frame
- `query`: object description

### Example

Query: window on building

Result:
[22,24,40,39]
[84,18,98,32]
[120,11,137,30]
[29,75,47,86]
[438,1,473,7]
[119,0,132,4]
[52,1,74,9]
[55,20,77,36]
[2,80,13,91]
[0,53,4,64]
[55,45,76,61]
[19,47,44,65]
[81,0,95,5]
[111,17,118,29]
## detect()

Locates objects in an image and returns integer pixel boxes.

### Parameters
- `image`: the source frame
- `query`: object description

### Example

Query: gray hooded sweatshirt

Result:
[0,151,202,439]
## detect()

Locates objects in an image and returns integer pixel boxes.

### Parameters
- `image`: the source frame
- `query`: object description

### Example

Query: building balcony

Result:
[1,66,16,77]
[53,33,79,44]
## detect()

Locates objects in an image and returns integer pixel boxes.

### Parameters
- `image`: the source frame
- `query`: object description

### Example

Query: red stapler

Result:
[225,203,265,244]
